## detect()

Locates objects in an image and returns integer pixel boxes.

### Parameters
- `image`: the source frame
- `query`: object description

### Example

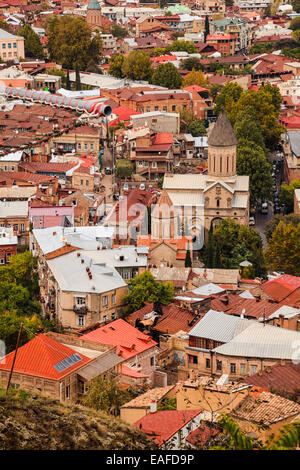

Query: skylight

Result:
[54,353,82,372]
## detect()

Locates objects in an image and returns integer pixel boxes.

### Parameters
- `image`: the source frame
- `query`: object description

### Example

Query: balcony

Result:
[73,305,88,314]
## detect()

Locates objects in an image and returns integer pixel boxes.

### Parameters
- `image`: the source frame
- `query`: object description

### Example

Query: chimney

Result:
[150,400,157,413]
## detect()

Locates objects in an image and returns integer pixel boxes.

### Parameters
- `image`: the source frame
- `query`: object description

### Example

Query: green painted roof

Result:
[87,0,101,10]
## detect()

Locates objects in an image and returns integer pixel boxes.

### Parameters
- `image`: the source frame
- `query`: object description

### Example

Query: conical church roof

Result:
[87,0,101,9]
[207,110,238,147]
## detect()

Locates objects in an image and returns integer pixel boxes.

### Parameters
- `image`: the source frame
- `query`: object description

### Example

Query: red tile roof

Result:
[134,410,202,446]
[81,319,157,360]
[127,302,195,335]
[152,133,174,145]
[112,106,140,121]
[186,425,220,447]
[0,334,91,380]
[19,162,77,174]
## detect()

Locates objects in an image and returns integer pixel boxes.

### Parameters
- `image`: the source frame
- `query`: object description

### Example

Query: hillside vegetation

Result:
[0,389,157,450]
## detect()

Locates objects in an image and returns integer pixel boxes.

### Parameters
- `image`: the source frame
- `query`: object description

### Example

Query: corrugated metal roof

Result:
[213,323,300,360]
[188,310,252,343]
[77,351,123,381]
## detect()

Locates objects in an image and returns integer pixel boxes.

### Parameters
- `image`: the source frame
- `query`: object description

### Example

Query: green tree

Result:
[0,251,39,297]
[188,119,207,137]
[265,213,300,240]
[204,15,210,43]
[279,179,300,213]
[181,57,203,71]
[46,16,102,70]
[265,221,300,276]
[18,25,45,59]
[115,159,134,178]
[111,24,127,39]
[108,53,125,78]
[122,271,174,315]
[183,69,210,88]
[293,29,300,43]
[215,82,243,117]
[84,374,131,416]
[185,245,192,267]
[151,62,183,89]
[122,50,152,81]
[236,141,272,208]
[166,40,198,54]
[203,219,266,276]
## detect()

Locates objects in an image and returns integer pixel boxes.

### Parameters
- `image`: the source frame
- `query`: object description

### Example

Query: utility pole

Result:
[6,322,23,393]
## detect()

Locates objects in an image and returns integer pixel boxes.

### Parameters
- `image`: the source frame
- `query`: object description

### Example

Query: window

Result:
[2,44,5,49]
[250,364,258,375]
[102,295,108,306]
[138,161,143,167]
[206,358,211,369]
[77,143,81,150]
[11,166,14,171]
[154,106,159,111]
[217,360,222,371]
[152,162,157,168]
[13,43,16,48]
[146,107,150,112]
[76,297,86,306]
[188,355,198,364]
[0,258,4,265]
[8,43,11,49]
[86,180,89,186]
[111,312,116,320]
[65,385,70,399]
[90,143,94,150]
[240,363,246,375]
[230,363,236,374]
[103,315,107,322]
[172,105,176,111]
[20,223,25,232]
[78,315,85,326]
[150,356,155,366]
[80,179,83,185]
[84,143,88,150]
[111,293,116,305]
[163,106,167,112]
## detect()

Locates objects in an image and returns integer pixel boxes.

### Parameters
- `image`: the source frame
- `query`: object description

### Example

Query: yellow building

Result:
[0,28,24,61]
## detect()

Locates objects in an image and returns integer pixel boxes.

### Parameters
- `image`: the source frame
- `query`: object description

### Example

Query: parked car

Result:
[274,205,281,214]
[139,183,146,190]
[261,202,268,214]
[123,183,129,191]
[249,216,255,226]
[105,167,112,175]
[113,194,119,201]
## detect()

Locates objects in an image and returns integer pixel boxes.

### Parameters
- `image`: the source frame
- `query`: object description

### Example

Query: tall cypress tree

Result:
[204,15,210,43]
[66,69,71,90]
[185,243,192,267]
[75,66,81,91]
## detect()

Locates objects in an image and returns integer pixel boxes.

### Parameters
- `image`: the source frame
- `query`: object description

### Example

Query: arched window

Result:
[227,198,231,208]
[216,198,220,208]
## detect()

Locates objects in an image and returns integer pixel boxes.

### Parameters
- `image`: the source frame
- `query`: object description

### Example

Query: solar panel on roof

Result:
[54,353,82,373]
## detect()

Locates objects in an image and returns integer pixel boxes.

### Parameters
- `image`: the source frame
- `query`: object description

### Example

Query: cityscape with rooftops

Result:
[0,0,299,455]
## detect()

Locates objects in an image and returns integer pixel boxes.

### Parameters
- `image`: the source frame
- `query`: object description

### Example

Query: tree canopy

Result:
[265,213,300,240]
[18,25,45,60]
[108,53,125,78]
[202,218,266,277]
[151,62,183,89]
[46,16,102,70]
[181,57,203,71]
[188,119,207,137]
[0,252,58,353]
[182,69,210,88]
[279,179,300,214]
[122,271,174,315]
[216,82,284,151]
[115,159,134,179]
[165,40,198,54]
[265,221,300,276]
[122,50,152,81]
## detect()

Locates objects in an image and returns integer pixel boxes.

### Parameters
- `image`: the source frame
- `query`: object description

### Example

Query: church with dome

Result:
[158,110,250,250]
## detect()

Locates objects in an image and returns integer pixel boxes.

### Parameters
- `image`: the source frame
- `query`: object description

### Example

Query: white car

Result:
[249,216,255,226]
[123,183,129,191]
